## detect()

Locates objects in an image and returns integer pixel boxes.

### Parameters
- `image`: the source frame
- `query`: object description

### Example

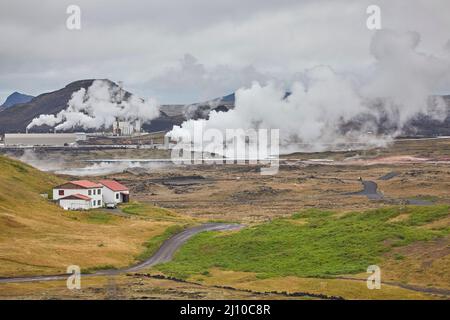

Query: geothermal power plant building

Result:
[112,119,142,136]
[3,133,86,146]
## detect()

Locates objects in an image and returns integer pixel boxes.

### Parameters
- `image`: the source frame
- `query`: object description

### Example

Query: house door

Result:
[122,193,130,203]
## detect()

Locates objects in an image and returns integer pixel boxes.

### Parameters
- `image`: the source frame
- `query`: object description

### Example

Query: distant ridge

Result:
[0,80,182,134]
[0,80,101,133]
[0,92,34,110]
[0,80,449,136]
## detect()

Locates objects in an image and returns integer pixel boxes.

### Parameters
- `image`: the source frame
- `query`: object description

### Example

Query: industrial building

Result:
[3,133,86,146]
[112,118,141,136]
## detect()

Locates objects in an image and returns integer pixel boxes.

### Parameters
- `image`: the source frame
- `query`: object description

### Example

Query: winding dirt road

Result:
[347,180,384,200]
[0,223,242,284]
[348,178,434,205]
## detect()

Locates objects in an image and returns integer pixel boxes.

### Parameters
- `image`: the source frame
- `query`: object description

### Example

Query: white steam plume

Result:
[168,30,450,153]
[27,80,160,131]
[14,150,168,176]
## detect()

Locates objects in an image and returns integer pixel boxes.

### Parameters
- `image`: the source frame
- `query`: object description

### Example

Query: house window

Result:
[93,189,96,195]
[116,193,119,199]
[98,200,101,206]
[88,190,92,196]
[92,200,95,206]
[58,190,64,196]
[98,189,102,195]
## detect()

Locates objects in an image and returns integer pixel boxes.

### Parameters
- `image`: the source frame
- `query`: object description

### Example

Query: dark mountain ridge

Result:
[0,92,34,111]
[0,80,99,133]
[0,80,179,134]
[0,79,449,136]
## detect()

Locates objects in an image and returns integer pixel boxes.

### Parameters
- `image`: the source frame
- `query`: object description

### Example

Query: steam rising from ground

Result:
[15,150,167,176]
[168,30,450,153]
[27,80,160,131]
[54,161,166,176]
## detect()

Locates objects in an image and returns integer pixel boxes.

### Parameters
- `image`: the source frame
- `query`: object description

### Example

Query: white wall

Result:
[59,199,91,210]
[53,187,104,208]
[4,133,77,146]
[102,188,129,204]
[103,188,119,204]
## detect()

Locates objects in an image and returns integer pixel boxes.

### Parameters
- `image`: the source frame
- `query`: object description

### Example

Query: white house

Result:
[53,180,104,210]
[99,180,130,205]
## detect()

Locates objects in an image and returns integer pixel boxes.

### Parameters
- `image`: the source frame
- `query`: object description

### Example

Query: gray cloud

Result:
[1,0,450,103]
[168,29,450,153]
[145,54,270,103]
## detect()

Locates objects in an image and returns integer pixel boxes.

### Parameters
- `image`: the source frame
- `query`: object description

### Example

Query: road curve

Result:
[127,223,242,272]
[0,223,243,284]
[347,180,383,200]
[347,179,433,205]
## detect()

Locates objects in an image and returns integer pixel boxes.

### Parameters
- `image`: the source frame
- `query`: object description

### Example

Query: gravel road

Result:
[0,223,242,284]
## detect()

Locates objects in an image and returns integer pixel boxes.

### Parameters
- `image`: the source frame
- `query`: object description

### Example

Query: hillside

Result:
[158,206,450,299]
[0,80,180,134]
[0,82,233,134]
[0,155,185,277]
[184,93,235,120]
[0,80,99,133]
[0,92,34,111]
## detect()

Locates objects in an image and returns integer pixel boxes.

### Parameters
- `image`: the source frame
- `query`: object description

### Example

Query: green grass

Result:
[157,206,449,279]
[399,205,448,226]
[408,195,440,203]
[83,264,118,274]
[86,212,113,224]
[121,202,187,222]
[135,224,187,262]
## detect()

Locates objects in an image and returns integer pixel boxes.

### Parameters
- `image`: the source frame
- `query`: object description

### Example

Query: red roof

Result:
[99,180,128,192]
[60,193,91,201]
[70,180,103,188]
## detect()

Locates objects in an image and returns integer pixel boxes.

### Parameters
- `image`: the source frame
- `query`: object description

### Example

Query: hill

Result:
[1,79,448,137]
[0,80,180,134]
[0,155,185,277]
[183,93,235,120]
[0,92,34,111]
[158,206,449,299]
[0,80,100,133]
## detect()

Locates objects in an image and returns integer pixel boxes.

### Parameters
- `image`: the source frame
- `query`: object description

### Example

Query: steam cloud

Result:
[27,80,160,131]
[54,161,166,176]
[168,30,450,153]
[15,149,167,176]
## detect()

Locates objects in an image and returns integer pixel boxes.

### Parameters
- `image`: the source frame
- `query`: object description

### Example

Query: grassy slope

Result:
[0,155,186,276]
[157,206,449,297]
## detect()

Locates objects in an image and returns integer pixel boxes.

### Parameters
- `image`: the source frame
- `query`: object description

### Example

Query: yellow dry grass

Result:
[388,213,410,223]
[0,274,292,300]
[192,268,438,300]
[381,237,450,291]
[0,155,185,276]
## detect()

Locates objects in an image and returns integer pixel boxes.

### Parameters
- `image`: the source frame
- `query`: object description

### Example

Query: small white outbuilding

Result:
[58,194,92,210]
[99,180,130,205]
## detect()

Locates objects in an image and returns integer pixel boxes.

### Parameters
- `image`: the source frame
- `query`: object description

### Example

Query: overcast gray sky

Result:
[0,0,449,104]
